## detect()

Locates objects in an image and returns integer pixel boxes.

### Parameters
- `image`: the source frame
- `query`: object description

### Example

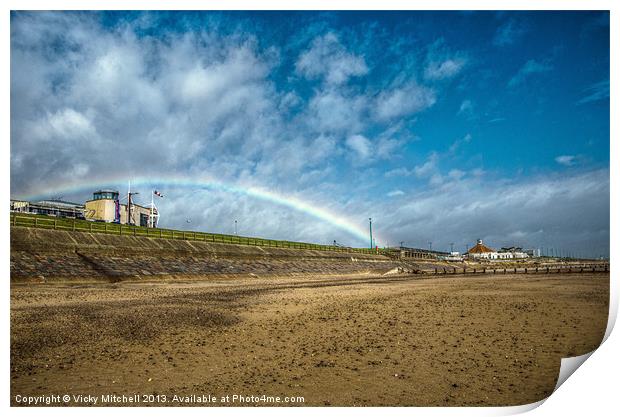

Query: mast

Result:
[127,180,131,226]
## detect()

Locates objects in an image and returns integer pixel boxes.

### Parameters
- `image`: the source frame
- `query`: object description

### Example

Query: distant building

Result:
[466,239,529,260]
[467,239,497,259]
[439,251,464,261]
[524,248,541,257]
[10,199,85,219]
[499,246,529,259]
[12,188,160,228]
[84,190,157,227]
[386,246,449,260]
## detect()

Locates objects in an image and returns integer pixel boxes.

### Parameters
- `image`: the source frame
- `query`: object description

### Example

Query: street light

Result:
[234,219,238,235]
[369,218,373,249]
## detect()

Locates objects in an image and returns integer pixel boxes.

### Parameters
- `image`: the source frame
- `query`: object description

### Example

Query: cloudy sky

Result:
[10,11,610,257]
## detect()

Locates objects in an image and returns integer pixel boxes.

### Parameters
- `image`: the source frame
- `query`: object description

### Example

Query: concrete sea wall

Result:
[10,226,402,282]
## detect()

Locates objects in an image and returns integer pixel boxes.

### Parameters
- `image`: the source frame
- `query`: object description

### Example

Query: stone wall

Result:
[10,226,402,282]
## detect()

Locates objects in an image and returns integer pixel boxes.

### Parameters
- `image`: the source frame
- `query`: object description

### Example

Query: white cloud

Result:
[448,169,466,180]
[555,155,576,166]
[387,190,405,197]
[45,108,97,140]
[375,82,436,120]
[376,137,402,159]
[508,59,553,88]
[296,33,368,85]
[488,117,506,123]
[424,58,466,81]
[279,91,302,110]
[346,134,372,161]
[449,133,472,154]
[493,19,527,46]
[429,174,444,186]
[576,79,609,105]
[374,124,410,160]
[384,167,414,178]
[423,40,467,81]
[306,89,367,133]
[413,152,439,178]
[457,99,474,117]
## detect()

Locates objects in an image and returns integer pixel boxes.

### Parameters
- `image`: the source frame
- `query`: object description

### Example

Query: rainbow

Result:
[21,175,377,245]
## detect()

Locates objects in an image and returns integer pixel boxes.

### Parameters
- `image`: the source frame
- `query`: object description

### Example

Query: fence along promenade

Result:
[10,213,378,255]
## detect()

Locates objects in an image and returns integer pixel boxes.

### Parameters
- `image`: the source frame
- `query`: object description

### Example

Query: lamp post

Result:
[369,218,373,249]
[234,220,238,235]
[429,242,432,251]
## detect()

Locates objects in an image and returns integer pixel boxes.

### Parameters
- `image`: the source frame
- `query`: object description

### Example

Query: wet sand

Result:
[10,273,609,406]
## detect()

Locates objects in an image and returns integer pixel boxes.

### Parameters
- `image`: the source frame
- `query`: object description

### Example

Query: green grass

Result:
[10,212,380,255]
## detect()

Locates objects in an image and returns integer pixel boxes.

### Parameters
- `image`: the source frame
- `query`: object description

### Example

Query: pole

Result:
[128,180,131,226]
[150,190,154,228]
[235,220,238,235]
[429,242,432,251]
[450,242,454,253]
[369,218,373,249]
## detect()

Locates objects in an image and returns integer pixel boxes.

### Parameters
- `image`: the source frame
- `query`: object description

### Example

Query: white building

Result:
[440,251,464,261]
[466,239,529,260]
[499,246,529,259]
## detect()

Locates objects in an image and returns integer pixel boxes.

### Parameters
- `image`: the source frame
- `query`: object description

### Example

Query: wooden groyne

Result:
[426,264,609,276]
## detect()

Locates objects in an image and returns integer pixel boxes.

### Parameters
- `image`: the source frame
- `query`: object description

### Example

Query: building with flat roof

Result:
[12,188,160,228]
[84,190,158,227]
[386,246,449,260]
[10,199,85,219]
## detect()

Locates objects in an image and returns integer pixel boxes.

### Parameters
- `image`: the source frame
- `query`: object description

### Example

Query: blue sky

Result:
[10,11,610,256]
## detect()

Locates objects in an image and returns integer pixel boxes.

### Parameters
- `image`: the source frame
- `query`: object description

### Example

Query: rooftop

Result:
[468,239,495,254]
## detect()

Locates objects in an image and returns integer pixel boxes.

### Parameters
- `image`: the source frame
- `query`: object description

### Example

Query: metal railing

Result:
[10,212,381,255]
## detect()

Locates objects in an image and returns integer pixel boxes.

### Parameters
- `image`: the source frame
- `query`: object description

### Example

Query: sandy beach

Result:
[10,273,609,406]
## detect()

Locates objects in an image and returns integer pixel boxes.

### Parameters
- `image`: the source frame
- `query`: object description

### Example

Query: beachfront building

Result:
[467,239,498,259]
[439,251,464,261]
[10,199,85,219]
[499,246,530,259]
[85,189,158,227]
[524,248,541,257]
[466,239,529,260]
